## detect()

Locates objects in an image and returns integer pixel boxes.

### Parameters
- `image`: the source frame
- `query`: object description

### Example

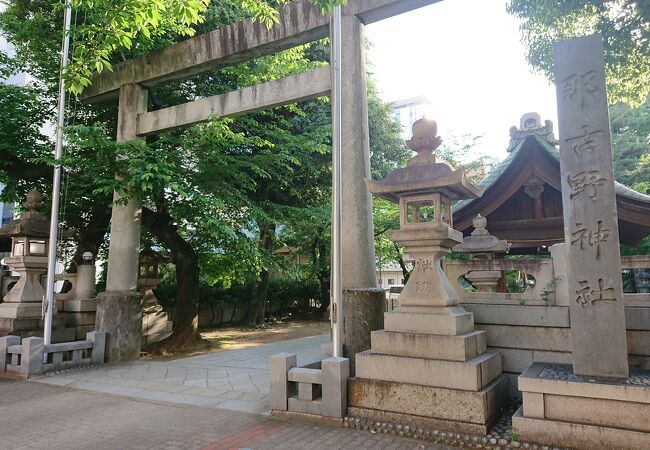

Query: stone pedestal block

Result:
[384,305,474,336]
[342,288,384,374]
[371,329,487,362]
[0,316,74,343]
[63,299,97,312]
[96,290,143,362]
[355,350,501,391]
[514,363,650,449]
[348,375,508,435]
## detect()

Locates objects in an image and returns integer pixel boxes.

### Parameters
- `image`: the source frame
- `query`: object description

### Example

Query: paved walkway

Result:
[0,379,451,449]
[32,334,329,415]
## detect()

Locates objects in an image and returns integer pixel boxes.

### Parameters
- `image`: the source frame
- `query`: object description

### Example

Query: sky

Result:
[365,0,559,162]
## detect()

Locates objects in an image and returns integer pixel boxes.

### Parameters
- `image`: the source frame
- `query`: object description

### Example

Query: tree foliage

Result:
[507,0,650,107]
[1,0,346,94]
[611,95,650,193]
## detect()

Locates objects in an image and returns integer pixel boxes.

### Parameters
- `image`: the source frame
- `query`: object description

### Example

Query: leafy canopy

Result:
[56,0,347,93]
[507,0,650,107]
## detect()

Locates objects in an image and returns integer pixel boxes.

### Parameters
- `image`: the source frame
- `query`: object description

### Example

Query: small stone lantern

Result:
[366,118,483,330]
[137,247,173,345]
[453,214,511,292]
[0,190,51,322]
[138,248,162,307]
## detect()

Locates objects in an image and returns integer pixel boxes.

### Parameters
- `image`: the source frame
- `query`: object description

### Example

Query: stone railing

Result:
[446,256,556,305]
[444,248,650,306]
[0,331,105,379]
[54,272,77,302]
[270,353,349,420]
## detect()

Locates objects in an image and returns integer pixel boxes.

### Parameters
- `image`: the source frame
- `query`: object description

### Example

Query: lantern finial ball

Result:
[406,117,442,153]
[23,190,44,212]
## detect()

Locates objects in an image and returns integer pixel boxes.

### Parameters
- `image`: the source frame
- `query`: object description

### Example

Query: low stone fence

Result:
[444,245,650,395]
[0,331,105,379]
[270,353,349,420]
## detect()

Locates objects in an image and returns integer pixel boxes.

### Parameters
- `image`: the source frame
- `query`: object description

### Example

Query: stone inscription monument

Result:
[513,35,650,450]
[555,34,628,378]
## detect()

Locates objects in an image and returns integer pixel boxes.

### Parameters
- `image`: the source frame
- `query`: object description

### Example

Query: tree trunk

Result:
[142,207,204,351]
[246,222,275,326]
[394,242,411,282]
[67,202,112,272]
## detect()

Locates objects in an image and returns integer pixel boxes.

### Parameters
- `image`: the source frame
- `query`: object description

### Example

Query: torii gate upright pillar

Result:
[339,14,384,370]
[95,84,147,362]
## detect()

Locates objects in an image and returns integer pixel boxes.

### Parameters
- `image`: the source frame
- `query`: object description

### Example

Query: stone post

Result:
[0,335,19,374]
[96,83,147,362]
[322,356,349,419]
[20,336,43,378]
[75,263,95,301]
[339,14,384,359]
[553,35,629,377]
[87,331,106,364]
[269,353,297,411]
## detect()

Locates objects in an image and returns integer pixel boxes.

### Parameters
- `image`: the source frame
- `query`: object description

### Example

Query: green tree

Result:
[0,0,346,94]
[611,95,650,193]
[506,0,650,107]
[0,0,336,346]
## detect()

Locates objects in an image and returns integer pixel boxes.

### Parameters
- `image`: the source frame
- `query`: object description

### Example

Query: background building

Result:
[391,96,431,139]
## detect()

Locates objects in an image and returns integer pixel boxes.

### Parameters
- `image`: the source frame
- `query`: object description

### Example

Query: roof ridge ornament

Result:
[507,112,559,152]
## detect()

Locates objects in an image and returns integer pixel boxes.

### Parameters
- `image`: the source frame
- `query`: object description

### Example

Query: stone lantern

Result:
[351,118,506,434]
[365,118,483,328]
[453,214,511,292]
[138,248,163,307]
[0,190,51,326]
[137,248,172,345]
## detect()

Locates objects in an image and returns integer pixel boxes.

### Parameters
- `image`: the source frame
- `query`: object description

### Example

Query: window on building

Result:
[401,279,406,285]
[387,279,395,285]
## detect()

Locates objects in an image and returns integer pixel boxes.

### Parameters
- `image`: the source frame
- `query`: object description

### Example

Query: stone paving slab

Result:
[0,379,452,449]
[31,334,329,415]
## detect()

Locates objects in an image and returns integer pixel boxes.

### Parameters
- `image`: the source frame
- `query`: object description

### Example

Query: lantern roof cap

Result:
[0,190,51,238]
[453,214,510,253]
[366,117,483,202]
[366,163,483,202]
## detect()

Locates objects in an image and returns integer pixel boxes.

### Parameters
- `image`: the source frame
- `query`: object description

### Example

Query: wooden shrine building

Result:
[453,113,650,253]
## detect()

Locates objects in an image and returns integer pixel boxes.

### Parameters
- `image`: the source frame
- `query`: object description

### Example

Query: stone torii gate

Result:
[81,0,443,361]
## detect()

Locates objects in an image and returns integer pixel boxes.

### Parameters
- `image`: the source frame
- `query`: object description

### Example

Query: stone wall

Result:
[445,244,650,395]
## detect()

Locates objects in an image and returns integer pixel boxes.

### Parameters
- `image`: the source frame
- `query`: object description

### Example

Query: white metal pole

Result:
[44,0,72,345]
[330,5,343,358]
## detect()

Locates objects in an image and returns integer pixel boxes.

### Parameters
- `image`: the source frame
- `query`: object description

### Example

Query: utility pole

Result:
[330,4,343,358]
[43,0,72,345]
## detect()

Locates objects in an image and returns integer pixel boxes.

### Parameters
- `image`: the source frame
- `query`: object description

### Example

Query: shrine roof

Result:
[453,134,650,213]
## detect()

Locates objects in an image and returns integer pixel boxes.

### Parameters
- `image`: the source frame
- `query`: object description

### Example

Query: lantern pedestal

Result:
[349,224,506,434]
[0,255,47,308]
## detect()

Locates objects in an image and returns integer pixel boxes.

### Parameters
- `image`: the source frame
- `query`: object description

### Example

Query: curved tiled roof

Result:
[453,134,650,212]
